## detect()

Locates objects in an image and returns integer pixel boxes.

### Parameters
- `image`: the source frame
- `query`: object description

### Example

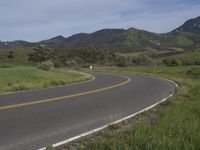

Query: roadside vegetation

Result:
[57,66,200,150]
[26,46,200,68]
[1,46,200,68]
[0,65,90,93]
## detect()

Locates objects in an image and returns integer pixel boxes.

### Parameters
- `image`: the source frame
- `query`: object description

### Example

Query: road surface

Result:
[0,72,176,150]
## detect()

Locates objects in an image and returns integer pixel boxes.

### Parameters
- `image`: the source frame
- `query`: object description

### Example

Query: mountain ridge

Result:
[1,16,200,52]
[173,16,200,34]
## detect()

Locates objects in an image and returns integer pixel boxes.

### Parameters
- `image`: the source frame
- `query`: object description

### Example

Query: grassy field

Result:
[0,65,91,93]
[116,47,184,57]
[58,66,200,150]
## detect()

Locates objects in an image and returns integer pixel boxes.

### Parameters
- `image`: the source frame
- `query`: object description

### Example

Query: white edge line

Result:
[134,73,179,88]
[38,78,177,150]
[0,72,95,96]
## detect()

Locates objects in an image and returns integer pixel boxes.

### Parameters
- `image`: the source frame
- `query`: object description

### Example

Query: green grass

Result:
[0,65,90,93]
[116,48,184,62]
[60,66,200,150]
[116,52,145,57]
[116,49,172,57]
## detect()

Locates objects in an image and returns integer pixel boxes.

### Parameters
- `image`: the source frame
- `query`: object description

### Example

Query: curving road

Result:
[0,72,176,150]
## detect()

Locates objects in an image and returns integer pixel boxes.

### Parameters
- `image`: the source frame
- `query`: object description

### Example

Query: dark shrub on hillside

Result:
[163,58,182,67]
[194,59,200,65]
[46,48,115,66]
[181,59,194,66]
[53,61,63,68]
[29,46,133,66]
[133,55,156,66]
[29,46,51,63]
[145,49,159,58]
[64,59,78,67]
[114,56,129,67]
[7,51,15,60]
[38,60,54,71]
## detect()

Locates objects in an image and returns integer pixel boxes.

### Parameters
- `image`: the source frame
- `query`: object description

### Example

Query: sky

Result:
[0,0,199,42]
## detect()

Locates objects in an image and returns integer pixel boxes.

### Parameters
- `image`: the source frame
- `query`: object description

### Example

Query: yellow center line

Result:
[0,75,132,111]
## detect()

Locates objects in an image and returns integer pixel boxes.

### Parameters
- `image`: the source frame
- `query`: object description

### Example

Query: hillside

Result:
[173,16,200,34]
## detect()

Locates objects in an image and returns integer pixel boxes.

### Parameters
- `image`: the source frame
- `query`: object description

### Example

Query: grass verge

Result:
[58,66,200,150]
[0,65,92,93]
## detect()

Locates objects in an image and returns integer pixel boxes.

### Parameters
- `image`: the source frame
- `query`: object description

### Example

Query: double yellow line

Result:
[0,75,132,111]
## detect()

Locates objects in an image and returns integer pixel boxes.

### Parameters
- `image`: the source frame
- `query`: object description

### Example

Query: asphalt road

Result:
[0,72,176,150]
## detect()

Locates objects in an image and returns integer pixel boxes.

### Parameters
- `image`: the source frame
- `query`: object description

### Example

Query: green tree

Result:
[29,46,51,62]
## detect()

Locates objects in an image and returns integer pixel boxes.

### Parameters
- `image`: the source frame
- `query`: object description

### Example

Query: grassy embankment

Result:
[59,66,200,150]
[0,64,91,93]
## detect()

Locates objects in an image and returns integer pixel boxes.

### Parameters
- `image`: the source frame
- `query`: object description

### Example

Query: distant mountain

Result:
[40,27,200,52]
[40,29,127,51]
[40,28,165,52]
[173,16,200,34]
[1,16,200,52]
[39,35,66,49]
[0,40,35,50]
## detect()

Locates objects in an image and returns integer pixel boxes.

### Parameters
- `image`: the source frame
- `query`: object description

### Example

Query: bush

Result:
[38,60,54,71]
[194,59,200,65]
[53,61,63,68]
[64,59,78,67]
[133,55,156,66]
[181,58,194,66]
[114,56,129,67]
[7,51,14,59]
[163,58,182,67]
[11,83,31,91]
[29,46,51,62]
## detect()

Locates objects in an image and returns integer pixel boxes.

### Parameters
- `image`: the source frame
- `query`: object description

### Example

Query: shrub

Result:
[11,83,31,91]
[7,51,14,59]
[29,46,51,62]
[64,59,78,67]
[181,58,194,66]
[114,56,129,67]
[38,60,54,71]
[50,80,66,86]
[194,59,200,65]
[163,58,182,67]
[53,61,63,68]
[133,55,156,66]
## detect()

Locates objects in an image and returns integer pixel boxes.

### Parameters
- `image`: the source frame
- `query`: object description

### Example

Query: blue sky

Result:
[0,0,199,41]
